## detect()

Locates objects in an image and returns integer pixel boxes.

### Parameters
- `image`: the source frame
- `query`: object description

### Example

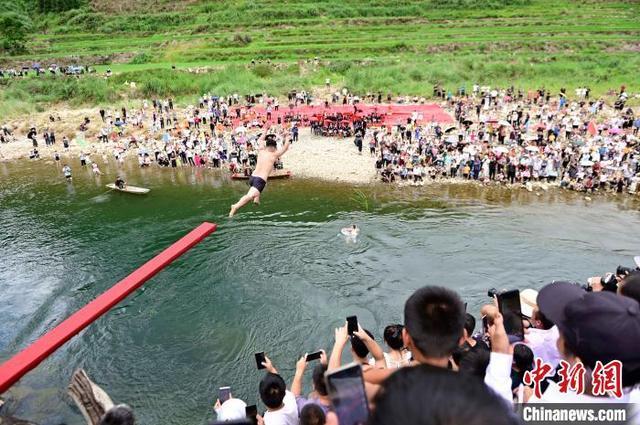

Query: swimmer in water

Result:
[341,224,360,237]
[229,127,291,217]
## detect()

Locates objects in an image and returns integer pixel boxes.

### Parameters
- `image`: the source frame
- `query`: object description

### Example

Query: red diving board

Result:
[0,222,217,394]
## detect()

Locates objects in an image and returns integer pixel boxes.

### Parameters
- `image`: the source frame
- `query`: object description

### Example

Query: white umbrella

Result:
[494,146,509,154]
[580,160,594,167]
[234,126,246,134]
[498,120,511,127]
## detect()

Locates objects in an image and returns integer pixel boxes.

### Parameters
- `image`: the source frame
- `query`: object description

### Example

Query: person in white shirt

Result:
[214,397,247,422]
[259,356,299,425]
[525,308,561,368]
[377,324,412,369]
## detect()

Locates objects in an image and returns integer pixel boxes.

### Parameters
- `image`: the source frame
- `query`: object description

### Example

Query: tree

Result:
[0,11,32,54]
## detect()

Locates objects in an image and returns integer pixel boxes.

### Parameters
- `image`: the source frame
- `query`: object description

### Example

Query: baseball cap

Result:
[538,281,640,386]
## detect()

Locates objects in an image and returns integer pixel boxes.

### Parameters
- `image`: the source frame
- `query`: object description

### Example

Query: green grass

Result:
[0,0,639,118]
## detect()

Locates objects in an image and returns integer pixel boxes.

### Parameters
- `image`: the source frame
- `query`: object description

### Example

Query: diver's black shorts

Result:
[249,176,267,193]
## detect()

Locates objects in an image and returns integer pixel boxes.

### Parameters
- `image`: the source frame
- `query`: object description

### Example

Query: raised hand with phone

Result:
[291,350,332,413]
[254,352,277,374]
[213,388,252,423]
[352,324,386,369]
[481,306,514,405]
[329,322,350,370]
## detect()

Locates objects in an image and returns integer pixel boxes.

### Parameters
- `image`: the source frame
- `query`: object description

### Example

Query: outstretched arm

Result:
[256,130,268,150]
[329,324,349,371]
[276,136,291,158]
[291,355,307,396]
[484,313,513,405]
[353,325,386,368]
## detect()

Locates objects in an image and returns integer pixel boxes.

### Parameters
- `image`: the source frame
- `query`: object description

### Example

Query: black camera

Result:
[616,265,637,277]
[487,288,501,298]
[579,282,593,292]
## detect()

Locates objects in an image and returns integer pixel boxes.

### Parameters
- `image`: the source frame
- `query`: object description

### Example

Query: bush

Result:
[66,11,102,30]
[129,52,153,64]
[232,33,252,46]
[327,61,352,74]
[252,64,272,78]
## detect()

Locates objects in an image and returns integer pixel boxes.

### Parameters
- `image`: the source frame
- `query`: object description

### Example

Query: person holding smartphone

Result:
[214,396,247,422]
[258,356,299,425]
[328,323,385,373]
[291,350,331,415]
[362,286,513,405]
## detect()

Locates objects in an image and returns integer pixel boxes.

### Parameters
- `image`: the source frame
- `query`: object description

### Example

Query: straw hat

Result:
[519,288,539,318]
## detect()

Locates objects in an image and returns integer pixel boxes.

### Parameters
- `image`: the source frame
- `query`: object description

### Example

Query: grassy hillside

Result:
[1,0,639,118]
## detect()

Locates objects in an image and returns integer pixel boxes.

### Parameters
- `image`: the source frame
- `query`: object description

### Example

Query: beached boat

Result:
[230,170,292,180]
[106,183,150,194]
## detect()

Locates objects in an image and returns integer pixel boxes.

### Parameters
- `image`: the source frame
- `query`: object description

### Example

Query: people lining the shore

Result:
[367,86,639,194]
[2,84,638,197]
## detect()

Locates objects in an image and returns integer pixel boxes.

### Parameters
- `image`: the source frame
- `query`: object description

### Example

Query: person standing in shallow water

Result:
[62,164,72,180]
[229,127,291,217]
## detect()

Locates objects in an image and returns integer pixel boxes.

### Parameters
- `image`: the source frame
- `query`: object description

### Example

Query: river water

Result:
[1,158,639,424]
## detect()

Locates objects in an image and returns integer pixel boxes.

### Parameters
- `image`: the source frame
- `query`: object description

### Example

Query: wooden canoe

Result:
[230,170,292,180]
[106,183,150,194]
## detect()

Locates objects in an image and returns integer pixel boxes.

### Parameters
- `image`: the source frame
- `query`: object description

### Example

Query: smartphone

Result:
[497,290,524,343]
[481,315,489,334]
[218,386,231,403]
[325,362,369,425]
[346,316,358,336]
[255,352,266,370]
[306,351,322,362]
[245,405,258,425]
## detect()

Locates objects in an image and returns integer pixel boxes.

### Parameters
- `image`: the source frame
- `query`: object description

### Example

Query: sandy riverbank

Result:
[285,133,377,183]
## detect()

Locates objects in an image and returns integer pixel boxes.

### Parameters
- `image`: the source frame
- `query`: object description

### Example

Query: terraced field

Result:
[0,0,638,117]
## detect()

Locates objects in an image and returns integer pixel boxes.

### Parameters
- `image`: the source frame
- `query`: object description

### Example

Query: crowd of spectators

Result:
[95,263,640,425]
[367,86,639,195]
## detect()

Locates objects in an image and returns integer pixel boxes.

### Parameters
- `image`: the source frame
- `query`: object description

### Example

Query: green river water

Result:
[1,158,639,425]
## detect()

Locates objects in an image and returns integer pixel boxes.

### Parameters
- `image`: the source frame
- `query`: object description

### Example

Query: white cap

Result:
[216,398,247,422]
[519,289,539,318]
